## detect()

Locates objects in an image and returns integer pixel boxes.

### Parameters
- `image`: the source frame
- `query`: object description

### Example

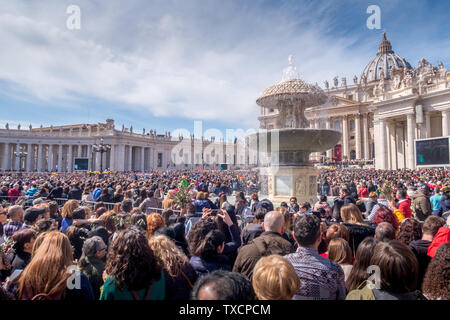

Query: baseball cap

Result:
[23,207,46,224]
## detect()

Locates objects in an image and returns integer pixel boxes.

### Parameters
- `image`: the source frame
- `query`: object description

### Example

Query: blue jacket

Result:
[437,199,450,216]
[193,199,210,213]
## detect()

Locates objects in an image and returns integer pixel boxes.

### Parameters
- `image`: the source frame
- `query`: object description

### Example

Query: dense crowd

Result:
[0,168,448,300]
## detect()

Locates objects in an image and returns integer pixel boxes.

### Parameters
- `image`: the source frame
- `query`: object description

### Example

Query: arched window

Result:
[350,150,356,160]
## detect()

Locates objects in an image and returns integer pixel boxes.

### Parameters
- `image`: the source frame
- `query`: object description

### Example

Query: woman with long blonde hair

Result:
[18,231,94,300]
[148,235,197,300]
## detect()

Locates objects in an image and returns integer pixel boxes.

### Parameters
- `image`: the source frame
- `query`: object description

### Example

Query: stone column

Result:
[127,146,133,171]
[48,145,53,171]
[388,122,397,170]
[117,144,125,171]
[77,144,82,158]
[14,144,20,171]
[95,149,101,171]
[3,143,10,171]
[355,114,361,160]
[87,145,92,170]
[379,119,387,169]
[325,119,332,160]
[67,145,73,173]
[442,110,449,136]
[141,147,145,171]
[342,116,349,161]
[57,144,63,172]
[37,144,43,172]
[407,114,416,169]
[26,144,32,172]
[363,114,370,159]
[110,144,116,171]
[425,112,431,138]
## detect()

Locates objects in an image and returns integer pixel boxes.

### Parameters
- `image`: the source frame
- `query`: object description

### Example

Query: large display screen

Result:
[415,137,449,167]
[74,158,89,171]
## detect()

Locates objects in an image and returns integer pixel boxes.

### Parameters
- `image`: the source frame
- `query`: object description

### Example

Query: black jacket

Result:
[68,188,83,200]
[342,222,375,254]
[48,187,63,200]
[11,251,31,273]
[241,223,264,246]
[409,239,431,290]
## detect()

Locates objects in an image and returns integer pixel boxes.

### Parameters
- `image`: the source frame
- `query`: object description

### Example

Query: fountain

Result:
[248,55,341,204]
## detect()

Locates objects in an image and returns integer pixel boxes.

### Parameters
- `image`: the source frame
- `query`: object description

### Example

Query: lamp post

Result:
[14,145,28,172]
[92,138,111,173]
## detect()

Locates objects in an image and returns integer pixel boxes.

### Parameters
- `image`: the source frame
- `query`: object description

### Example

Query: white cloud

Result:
[0,0,380,129]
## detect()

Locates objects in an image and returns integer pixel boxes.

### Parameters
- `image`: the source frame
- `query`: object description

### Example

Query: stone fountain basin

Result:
[246,128,341,153]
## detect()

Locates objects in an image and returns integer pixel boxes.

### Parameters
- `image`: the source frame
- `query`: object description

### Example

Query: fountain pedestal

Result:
[262,166,318,204]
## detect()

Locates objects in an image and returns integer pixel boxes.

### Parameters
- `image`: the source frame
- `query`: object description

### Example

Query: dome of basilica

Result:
[361,32,412,82]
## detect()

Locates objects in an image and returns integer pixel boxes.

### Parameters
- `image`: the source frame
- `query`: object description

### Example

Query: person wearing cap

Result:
[21,207,46,230]
[412,185,432,221]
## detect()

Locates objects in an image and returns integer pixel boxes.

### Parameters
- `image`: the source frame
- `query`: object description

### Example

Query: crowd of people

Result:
[0,167,448,300]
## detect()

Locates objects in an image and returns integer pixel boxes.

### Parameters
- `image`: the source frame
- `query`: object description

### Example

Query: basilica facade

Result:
[259,33,450,169]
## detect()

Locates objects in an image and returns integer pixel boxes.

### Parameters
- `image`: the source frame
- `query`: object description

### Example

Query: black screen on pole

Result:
[74,158,89,171]
[416,138,449,166]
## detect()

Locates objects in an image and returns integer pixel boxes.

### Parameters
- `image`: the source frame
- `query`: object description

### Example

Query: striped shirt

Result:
[284,247,346,300]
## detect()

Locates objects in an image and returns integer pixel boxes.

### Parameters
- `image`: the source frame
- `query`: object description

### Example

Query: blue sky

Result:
[0,0,449,136]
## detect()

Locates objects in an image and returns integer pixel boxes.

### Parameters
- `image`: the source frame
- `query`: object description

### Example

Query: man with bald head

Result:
[232,210,295,280]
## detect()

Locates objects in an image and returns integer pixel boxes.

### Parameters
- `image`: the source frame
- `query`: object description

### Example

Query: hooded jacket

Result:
[412,192,432,221]
[232,231,295,280]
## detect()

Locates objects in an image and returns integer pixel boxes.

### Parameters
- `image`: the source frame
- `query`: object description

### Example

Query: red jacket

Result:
[427,227,450,258]
[358,187,369,198]
[7,188,20,202]
[397,198,412,219]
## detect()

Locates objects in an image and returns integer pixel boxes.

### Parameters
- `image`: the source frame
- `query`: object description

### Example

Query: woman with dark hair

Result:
[345,237,378,292]
[422,242,450,300]
[189,229,230,276]
[234,191,248,217]
[249,193,259,213]
[347,240,424,300]
[11,228,37,272]
[100,227,164,300]
[397,218,422,246]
